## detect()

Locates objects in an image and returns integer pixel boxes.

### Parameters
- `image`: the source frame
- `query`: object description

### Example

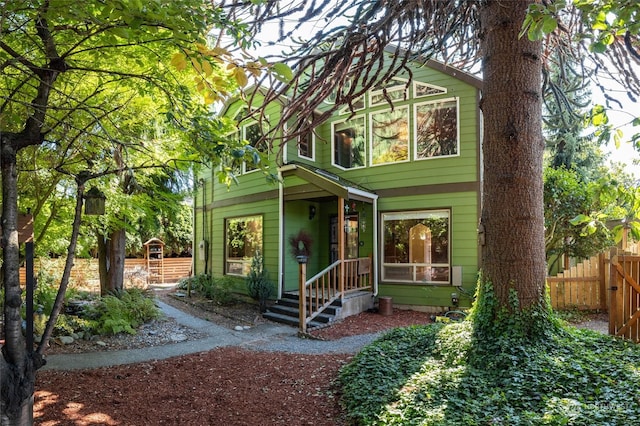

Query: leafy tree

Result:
[0,1,270,423]
[543,167,614,272]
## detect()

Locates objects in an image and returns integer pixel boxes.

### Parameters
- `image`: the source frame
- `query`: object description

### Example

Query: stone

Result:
[95,341,107,347]
[234,326,244,331]
[170,333,187,342]
[59,336,74,345]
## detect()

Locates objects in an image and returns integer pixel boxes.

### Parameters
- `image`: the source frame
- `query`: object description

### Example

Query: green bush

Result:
[246,252,273,312]
[86,288,160,335]
[179,273,235,305]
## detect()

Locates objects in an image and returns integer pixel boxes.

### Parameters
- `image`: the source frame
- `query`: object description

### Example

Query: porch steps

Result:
[263,292,341,329]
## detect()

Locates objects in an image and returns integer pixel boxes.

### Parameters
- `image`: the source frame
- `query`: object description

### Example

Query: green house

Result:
[193,54,482,329]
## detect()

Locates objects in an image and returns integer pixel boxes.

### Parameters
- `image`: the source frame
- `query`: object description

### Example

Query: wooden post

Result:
[599,252,607,312]
[298,261,307,334]
[609,255,618,336]
[338,198,345,297]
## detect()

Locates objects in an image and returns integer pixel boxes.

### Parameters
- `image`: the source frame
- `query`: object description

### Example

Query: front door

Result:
[330,214,359,262]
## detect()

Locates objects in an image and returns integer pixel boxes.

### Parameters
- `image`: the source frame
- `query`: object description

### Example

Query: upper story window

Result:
[298,131,315,160]
[369,78,408,107]
[413,81,447,98]
[225,215,263,276]
[414,98,459,159]
[333,116,366,169]
[381,209,450,284]
[243,121,268,173]
[370,106,409,166]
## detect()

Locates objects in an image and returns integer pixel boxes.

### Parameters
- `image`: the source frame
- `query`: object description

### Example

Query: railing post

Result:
[297,256,308,334]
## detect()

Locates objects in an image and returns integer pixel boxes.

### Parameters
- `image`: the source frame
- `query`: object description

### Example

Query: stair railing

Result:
[298,257,372,333]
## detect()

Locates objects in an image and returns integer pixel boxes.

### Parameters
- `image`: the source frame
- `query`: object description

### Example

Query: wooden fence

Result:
[19,257,192,292]
[547,253,608,311]
[547,241,640,312]
[609,254,640,343]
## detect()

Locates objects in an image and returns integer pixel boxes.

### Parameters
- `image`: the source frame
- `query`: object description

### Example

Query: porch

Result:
[270,163,379,332]
[264,257,375,332]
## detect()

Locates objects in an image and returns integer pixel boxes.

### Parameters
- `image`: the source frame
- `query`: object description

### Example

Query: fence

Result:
[19,257,192,292]
[547,241,640,312]
[547,253,608,311]
[609,254,640,343]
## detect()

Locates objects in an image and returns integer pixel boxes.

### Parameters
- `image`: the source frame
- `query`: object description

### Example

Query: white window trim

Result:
[331,115,367,171]
[369,105,411,167]
[380,209,451,285]
[413,97,460,161]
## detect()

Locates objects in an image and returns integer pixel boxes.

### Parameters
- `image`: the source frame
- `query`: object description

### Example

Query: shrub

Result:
[246,252,273,313]
[86,288,160,335]
[179,273,235,305]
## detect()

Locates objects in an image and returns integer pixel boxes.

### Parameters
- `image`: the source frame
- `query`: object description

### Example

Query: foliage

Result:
[340,318,640,425]
[245,252,273,313]
[543,167,615,271]
[85,289,160,336]
[178,274,235,305]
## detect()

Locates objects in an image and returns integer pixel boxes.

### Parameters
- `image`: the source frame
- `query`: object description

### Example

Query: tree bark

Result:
[107,228,126,293]
[479,1,546,311]
[97,233,109,296]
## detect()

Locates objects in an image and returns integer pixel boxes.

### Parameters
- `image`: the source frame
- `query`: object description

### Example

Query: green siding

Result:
[194,56,482,307]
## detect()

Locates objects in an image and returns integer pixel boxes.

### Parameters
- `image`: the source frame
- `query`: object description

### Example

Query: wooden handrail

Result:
[299,257,372,333]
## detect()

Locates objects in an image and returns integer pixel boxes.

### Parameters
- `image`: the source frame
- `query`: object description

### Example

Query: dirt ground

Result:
[34,292,435,425]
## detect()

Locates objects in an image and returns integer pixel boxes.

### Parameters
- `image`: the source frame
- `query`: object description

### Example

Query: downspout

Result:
[202,178,209,276]
[373,197,379,296]
[277,169,284,299]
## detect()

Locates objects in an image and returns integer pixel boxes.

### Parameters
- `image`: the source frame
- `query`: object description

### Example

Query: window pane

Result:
[299,132,313,159]
[225,215,263,276]
[244,122,268,172]
[371,107,409,165]
[416,99,458,159]
[333,116,365,169]
[382,210,450,284]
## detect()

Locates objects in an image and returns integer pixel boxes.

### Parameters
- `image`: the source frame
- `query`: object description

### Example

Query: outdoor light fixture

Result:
[84,187,106,215]
[309,205,316,220]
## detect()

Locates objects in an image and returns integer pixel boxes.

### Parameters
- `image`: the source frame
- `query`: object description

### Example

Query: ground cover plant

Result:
[339,317,640,425]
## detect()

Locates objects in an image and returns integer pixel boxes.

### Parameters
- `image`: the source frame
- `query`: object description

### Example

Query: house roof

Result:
[280,162,378,203]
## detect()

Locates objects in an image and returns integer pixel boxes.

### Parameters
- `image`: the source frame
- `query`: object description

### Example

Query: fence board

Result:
[547,253,607,311]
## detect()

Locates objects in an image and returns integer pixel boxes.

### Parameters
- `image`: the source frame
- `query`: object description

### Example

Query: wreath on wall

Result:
[289,229,313,260]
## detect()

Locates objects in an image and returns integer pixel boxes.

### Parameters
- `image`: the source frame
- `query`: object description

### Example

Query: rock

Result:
[170,333,187,342]
[95,341,107,347]
[234,326,244,331]
[243,326,251,330]
[59,336,74,345]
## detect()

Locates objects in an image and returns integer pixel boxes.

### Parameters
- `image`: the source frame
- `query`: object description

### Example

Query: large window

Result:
[225,215,263,276]
[333,116,366,169]
[370,106,409,165]
[381,210,450,284]
[415,98,459,159]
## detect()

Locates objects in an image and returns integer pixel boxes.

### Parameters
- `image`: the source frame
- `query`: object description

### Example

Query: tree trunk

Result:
[0,144,42,425]
[97,233,109,296]
[478,2,547,317]
[106,228,126,293]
